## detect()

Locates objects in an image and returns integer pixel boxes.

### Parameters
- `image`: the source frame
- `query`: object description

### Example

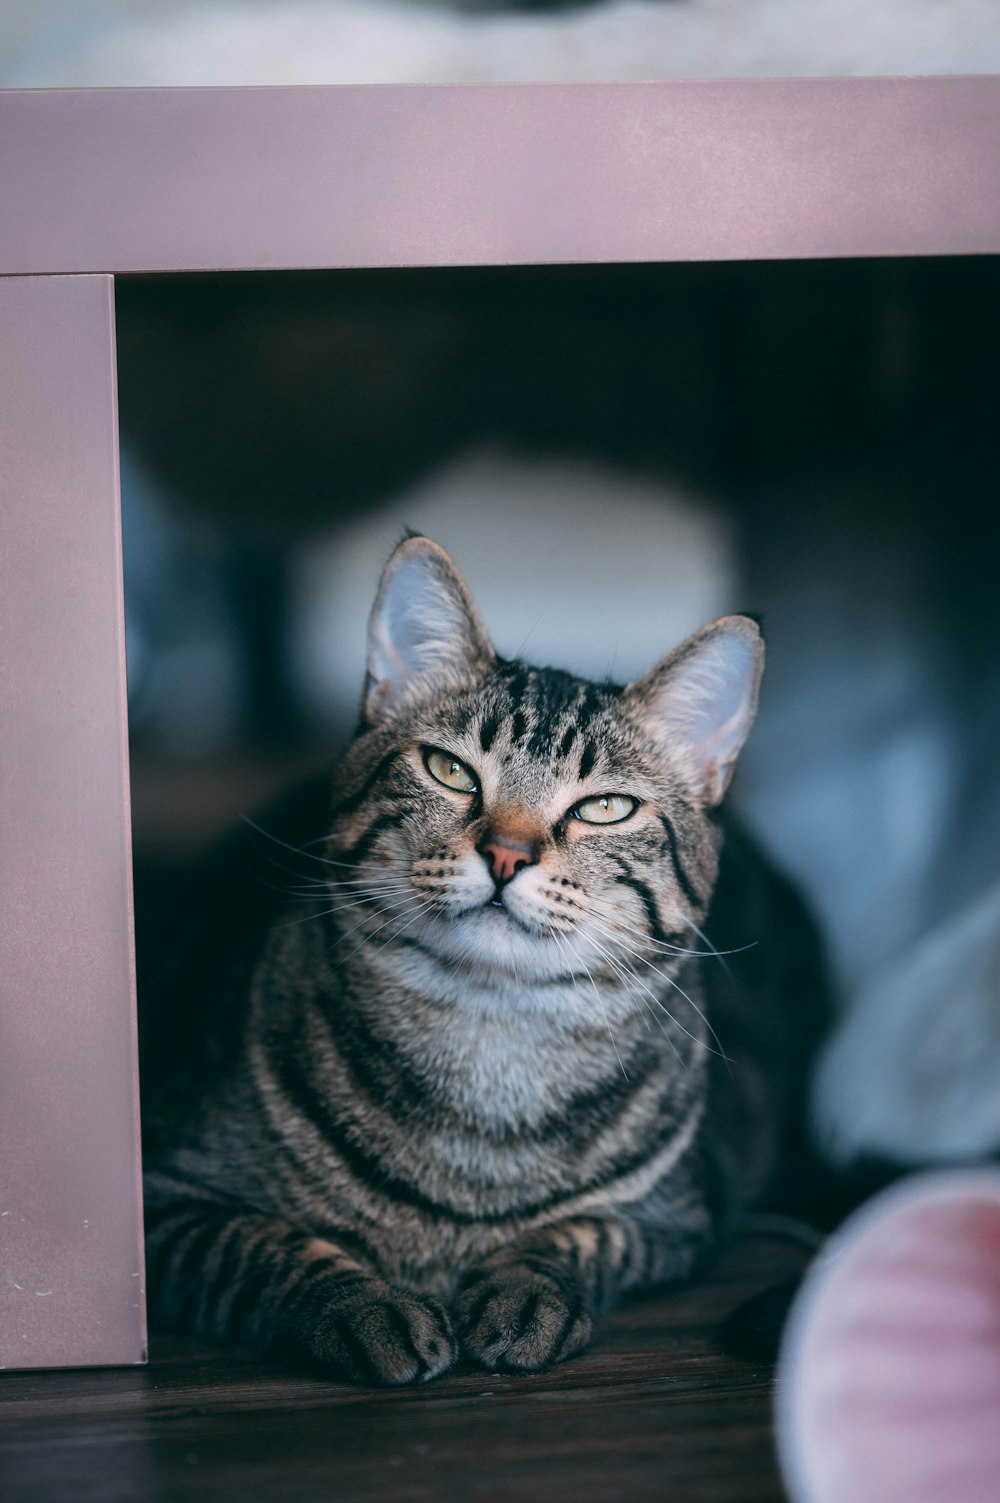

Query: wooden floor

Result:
[0,1233,806,1503]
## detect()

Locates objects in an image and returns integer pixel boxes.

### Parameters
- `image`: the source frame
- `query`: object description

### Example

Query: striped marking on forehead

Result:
[477,663,616,767]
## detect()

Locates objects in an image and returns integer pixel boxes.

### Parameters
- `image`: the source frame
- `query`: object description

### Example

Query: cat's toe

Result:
[455,1268,592,1373]
[309,1283,456,1385]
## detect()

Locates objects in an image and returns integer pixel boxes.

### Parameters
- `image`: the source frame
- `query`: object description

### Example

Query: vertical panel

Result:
[0,275,145,1369]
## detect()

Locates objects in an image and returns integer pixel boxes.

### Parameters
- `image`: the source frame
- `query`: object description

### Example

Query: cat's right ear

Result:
[624,615,764,806]
[363,535,495,724]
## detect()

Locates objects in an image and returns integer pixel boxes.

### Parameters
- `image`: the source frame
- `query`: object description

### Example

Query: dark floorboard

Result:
[0,1233,807,1503]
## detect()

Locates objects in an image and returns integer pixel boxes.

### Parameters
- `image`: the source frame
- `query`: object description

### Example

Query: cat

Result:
[139,533,825,1384]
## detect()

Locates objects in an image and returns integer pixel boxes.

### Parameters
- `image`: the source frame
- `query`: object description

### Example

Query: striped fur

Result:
[141,537,826,1383]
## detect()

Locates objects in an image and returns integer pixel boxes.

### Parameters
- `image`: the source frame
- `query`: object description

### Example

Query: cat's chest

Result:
[372,989,643,1133]
[337,1001,688,1202]
[238,954,696,1236]
[433,1036,583,1128]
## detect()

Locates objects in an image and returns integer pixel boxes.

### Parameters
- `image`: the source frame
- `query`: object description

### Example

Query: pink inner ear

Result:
[778,1172,1000,1503]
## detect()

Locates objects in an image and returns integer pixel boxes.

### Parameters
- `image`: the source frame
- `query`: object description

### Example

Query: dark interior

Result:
[116,256,1000,1024]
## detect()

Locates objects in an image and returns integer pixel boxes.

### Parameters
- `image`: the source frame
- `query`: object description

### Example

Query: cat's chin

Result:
[417,905,585,985]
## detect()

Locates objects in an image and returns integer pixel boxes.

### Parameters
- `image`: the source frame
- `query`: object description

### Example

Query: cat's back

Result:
[702,812,832,1209]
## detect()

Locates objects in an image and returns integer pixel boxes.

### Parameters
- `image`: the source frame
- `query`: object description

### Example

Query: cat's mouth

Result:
[480,896,536,936]
[408,894,586,987]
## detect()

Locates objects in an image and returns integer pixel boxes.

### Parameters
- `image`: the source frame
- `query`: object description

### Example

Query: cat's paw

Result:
[455,1265,592,1373]
[307,1280,456,1385]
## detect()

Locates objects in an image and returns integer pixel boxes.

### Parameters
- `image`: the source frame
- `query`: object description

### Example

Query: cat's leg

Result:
[145,1200,456,1384]
[454,1215,707,1373]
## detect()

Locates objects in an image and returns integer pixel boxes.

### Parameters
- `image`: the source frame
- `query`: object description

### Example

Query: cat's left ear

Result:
[363,535,495,723]
[624,616,764,806]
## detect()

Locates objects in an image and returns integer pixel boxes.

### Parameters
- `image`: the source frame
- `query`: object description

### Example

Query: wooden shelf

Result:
[0,1231,805,1503]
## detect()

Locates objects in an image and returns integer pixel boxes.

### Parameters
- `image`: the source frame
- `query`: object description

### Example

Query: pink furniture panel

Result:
[0,78,998,275]
[0,275,145,1370]
[0,75,998,1371]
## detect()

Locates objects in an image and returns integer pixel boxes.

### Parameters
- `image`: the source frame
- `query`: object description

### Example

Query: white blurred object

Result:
[732,499,959,994]
[4,0,1000,88]
[812,878,1000,1166]
[292,446,737,733]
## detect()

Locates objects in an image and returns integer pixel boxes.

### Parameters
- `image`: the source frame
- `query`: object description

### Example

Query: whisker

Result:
[278,885,422,927]
[293,879,415,901]
[594,946,670,1048]
[283,890,413,909]
[555,934,628,1081]
[240,816,336,863]
[511,610,546,661]
[286,872,413,891]
[585,892,755,960]
[364,899,439,960]
[335,896,439,967]
[584,932,687,1065]
[322,892,428,953]
[684,917,747,983]
[583,914,729,1064]
[241,817,411,874]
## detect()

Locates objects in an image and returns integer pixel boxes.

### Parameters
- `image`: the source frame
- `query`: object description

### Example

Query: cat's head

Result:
[329,535,762,1008]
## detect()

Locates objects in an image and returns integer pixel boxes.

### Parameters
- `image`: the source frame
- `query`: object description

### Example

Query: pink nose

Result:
[479,839,538,887]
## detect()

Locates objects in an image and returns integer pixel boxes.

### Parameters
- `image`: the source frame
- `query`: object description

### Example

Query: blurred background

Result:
[5,0,1000,87]
[5,0,1000,1183]
[113,258,1000,1185]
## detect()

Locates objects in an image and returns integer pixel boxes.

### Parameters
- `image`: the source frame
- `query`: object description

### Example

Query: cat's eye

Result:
[571,794,638,825]
[423,747,479,794]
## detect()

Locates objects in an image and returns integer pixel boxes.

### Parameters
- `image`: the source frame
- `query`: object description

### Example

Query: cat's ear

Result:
[624,616,764,806]
[363,535,495,723]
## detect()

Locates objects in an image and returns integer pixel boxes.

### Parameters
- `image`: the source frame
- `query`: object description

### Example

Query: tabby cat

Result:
[140,534,823,1384]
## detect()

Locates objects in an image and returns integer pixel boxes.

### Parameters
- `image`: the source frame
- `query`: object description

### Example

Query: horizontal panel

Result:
[0,77,998,273]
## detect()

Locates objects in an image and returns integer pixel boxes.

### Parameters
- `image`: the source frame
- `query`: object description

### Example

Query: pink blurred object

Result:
[777,1170,1000,1503]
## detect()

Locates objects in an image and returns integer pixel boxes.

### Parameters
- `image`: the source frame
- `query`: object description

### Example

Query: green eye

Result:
[572,794,638,825]
[424,748,479,794]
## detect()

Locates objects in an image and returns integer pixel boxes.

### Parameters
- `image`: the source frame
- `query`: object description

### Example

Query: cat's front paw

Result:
[306,1280,456,1385]
[455,1265,592,1373]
